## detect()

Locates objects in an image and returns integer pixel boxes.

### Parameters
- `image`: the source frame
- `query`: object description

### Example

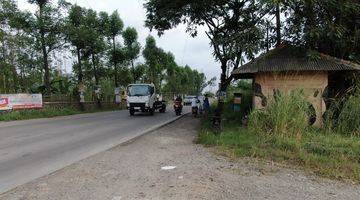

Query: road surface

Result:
[0,109,185,193]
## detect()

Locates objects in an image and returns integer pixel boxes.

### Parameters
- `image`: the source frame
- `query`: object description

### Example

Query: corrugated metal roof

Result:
[232,45,360,75]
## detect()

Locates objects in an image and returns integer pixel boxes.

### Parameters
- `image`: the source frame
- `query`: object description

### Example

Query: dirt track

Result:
[1,115,359,200]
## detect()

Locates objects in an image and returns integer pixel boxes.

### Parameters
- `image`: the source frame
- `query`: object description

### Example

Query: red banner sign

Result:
[0,94,42,110]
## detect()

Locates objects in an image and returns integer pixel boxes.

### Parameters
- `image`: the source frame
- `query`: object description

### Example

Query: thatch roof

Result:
[232,45,360,77]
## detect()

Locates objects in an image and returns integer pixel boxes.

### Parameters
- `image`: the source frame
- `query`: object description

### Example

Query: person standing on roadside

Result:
[191,96,199,117]
[203,96,210,118]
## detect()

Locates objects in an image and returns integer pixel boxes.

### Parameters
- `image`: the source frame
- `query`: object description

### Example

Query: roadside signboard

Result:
[0,94,43,110]
[0,97,12,111]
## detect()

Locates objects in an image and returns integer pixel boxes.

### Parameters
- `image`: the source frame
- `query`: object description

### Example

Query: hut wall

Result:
[253,71,328,127]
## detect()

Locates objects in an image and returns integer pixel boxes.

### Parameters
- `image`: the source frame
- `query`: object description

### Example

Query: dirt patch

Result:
[1,116,359,200]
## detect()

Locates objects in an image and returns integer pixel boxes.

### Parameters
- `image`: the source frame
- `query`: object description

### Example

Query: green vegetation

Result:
[0,106,120,122]
[249,90,309,137]
[145,0,360,110]
[0,107,80,121]
[199,126,360,182]
[199,90,360,182]
[336,94,360,136]
[0,0,212,104]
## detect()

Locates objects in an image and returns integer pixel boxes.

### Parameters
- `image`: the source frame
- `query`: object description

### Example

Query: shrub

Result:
[336,93,360,136]
[248,90,309,137]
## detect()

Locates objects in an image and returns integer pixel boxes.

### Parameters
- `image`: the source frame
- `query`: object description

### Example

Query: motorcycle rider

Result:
[175,95,182,103]
[174,95,183,115]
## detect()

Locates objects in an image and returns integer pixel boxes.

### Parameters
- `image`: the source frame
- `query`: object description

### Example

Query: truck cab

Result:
[126,83,166,116]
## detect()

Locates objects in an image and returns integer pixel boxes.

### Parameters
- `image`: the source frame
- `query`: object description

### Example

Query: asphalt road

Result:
[0,109,185,193]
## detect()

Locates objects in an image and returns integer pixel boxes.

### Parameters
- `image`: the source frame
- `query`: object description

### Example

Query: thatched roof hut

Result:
[232,45,360,127]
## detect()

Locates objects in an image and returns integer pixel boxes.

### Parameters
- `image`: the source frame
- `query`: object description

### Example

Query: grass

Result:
[199,90,360,183]
[248,90,309,137]
[199,125,360,182]
[0,107,121,122]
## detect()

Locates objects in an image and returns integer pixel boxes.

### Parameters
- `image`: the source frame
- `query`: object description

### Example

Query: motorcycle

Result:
[174,100,183,116]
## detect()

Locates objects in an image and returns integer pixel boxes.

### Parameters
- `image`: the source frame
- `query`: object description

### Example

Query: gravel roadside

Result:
[1,115,359,200]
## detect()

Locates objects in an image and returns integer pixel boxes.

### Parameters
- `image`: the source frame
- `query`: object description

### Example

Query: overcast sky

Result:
[17,0,220,84]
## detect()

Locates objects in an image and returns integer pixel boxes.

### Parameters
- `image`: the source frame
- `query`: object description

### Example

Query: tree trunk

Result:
[131,60,136,83]
[114,64,119,88]
[76,47,84,111]
[91,53,101,109]
[39,3,51,95]
[42,49,51,95]
[77,48,83,83]
[112,36,119,88]
[10,56,18,93]
[275,2,281,47]
[213,61,230,131]
[304,0,316,49]
[266,22,270,52]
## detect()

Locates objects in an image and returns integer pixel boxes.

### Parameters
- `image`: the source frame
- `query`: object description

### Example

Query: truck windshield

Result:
[127,85,152,96]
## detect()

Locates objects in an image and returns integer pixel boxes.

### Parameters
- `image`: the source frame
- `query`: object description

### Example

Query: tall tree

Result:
[285,0,360,62]
[143,36,173,92]
[145,0,265,115]
[1,0,20,92]
[1,0,40,93]
[83,9,107,108]
[66,5,87,109]
[122,27,141,83]
[143,36,161,89]
[106,10,123,87]
[260,0,287,48]
[275,1,281,46]
[67,5,86,84]
[27,0,68,94]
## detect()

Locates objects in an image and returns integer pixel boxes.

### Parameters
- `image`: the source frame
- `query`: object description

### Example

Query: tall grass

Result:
[248,90,309,137]
[324,83,360,136]
[336,93,360,136]
[199,86,360,182]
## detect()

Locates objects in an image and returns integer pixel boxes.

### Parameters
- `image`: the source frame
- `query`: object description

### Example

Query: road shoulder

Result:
[1,116,359,200]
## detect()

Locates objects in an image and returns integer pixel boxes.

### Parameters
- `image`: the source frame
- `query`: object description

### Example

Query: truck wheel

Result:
[129,109,135,116]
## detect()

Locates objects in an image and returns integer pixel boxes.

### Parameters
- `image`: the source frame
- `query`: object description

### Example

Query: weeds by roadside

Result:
[0,107,121,122]
[199,90,360,183]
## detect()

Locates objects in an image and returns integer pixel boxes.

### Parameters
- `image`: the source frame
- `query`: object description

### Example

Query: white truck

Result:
[126,83,166,116]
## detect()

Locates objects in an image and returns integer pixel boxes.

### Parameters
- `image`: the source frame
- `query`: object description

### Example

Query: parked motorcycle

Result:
[174,100,183,116]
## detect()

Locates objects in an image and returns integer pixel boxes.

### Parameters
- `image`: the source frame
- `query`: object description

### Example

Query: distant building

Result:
[232,45,360,127]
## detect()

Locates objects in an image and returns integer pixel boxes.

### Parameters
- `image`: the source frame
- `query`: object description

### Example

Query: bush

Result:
[337,93,360,136]
[248,90,309,137]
